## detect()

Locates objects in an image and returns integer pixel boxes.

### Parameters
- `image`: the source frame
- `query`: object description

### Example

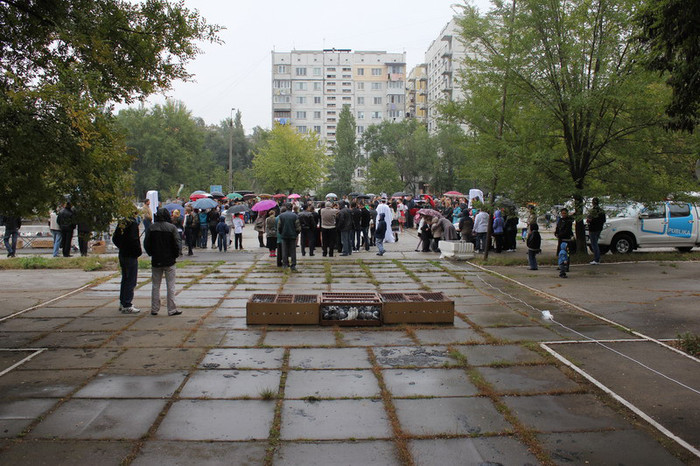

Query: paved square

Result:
[285,369,380,398]
[180,370,281,398]
[288,347,372,369]
[200,348,285,369]
[382,368,479,397]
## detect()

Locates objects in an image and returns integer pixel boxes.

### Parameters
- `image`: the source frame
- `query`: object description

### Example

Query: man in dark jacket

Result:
[554,208,574,253]
[2,214,21,258]
[277,204,301,270]
[112,216,142,313]
[57,202,76,257]
[360,203,371,251]
[586,197,606,265]
[298,204,317,256]
[351,202,362,251]
[144,208,182,316]
[336,203,354,256]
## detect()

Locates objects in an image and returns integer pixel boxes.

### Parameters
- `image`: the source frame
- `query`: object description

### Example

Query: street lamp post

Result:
[228,108,235,193]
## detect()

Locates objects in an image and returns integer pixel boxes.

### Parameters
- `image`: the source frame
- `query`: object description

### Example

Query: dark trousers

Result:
[361,227,369,250]
[119,255,138,307]
[493,233,504,253]
[185,227,196,255]
[199,225,208,248]
[321,228,336,257]
[234,233,243,250]
[78,231,90,256]
[527,250,538,269]
[61,227,74,257]
[301,229,315,255]
[353,229,362,250]
[209,225,218,247]
[280,237,297,268]
[340,230,353,255]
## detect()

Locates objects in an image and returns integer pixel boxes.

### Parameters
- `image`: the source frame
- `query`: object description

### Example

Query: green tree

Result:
[327,105,358,195]
[117,101,225,199]
[252,124,327,193]
[365,157,404,195]
[0,0,220,224]
[637,0,700,132]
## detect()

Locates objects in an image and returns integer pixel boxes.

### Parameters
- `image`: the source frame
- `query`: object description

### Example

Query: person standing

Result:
[208,207,220,249]
[265,210,278,257]
[360,203,371,251]
[526,223,541,270]
[144,208,182,316]
[375,212,387,256]
[254,210,266,247]
[216,216,230,252]
[77,219,91,257]
[57,202,76,257]
[197,209,209,248]
[473,209,489,253]
[233,214,244,250]
[112,216,142,314]
[351,202,362,251]
[336,203,353,256]
[140,199,153,234]
[277,204,301,271]
[183,205,198,256]
[492,209,505,253]
[375,198,395,248]
[298,204,317,256]
[586,197,606,265]
[2,214,21,258]
[320,201,338,257]
[558,242,569,279]
[49,209,62,258]
[554,208,574,253]
[171,209,184,255]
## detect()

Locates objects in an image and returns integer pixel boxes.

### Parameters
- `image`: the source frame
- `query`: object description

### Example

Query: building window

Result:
[357,126,364,134]
[294,82,307,91]
[313,82,322,91]
[356,68,364,76]
[277,65,289,74]
[296,111,307,119]
[357,111,364,119]
[371,111,382,119]
[357,97,365,105]
[297,126,307,133]
[314,111,322,119]
[273,80,290,89]
[273,111,291,118]
[327,67,336,71]
[327,82,336,86]
[389,65,403,74]
[388,110,402,118]
[313,67,322,76]
[314,96,321,104]
[388,81,403,89]
[295,67,307,76]
[296,96,306,104]
[371,68,382,76]
[327,110,336,115]
[371,82,382,90]
[313,125,322,133]
[357,82,364,90]
[373,97,382,105]
[273,95,290,103]
[342,96,351,101]
[342,67,351,72]
[327,96,336,101]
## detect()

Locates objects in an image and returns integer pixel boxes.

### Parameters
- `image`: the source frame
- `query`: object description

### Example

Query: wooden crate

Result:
[246,294,319,325]
[319,292,382,327]
[380,292,454,324]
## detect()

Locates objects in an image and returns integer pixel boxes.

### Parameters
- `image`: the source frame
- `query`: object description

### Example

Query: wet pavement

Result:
[0,231,698,465]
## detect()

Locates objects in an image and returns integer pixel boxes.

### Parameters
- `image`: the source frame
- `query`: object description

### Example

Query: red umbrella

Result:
[189,193,208,201]
[252,199,277,212]
[443,191,464,198]
[273,193,287,199]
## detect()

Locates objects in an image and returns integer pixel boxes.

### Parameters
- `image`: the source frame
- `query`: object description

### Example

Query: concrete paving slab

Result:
[0,439,133,466]
[220,330,263,346]
[0,398,57,437]
[0,350,35,372]
[32,331,112,348]
[0,369,95,398]
[0,332,46,348]
[466,311,536,328]
[104,330,190,348]
[182,329,226,347]
[31,399,166,439]
[0,318,74,332]
[274,440,400,466]
[105,348,205,373]
[478,365,582,395]
[394,397,509,436]
[200,348,285,369]
[212,308,246,318]
[126,316,200,331]
[177,298,220,308]
[341,330,414,347]
[539,430,685,466]
[382,368,478,397]
[20,307,92,318]
[502,394,631,432]
[180,370,281,398]
[73,372,186,398]
[413,328,484,345]
[55,317,132,332]
[410,436,539,465]
[263,330,336,347]
[288,347,372,369]
[19,348,120,370]
[452,344,545,366]
[483,325,562,342]
[280,399,391,440]
[285,370,380,398]
[373,346,454,368]
[132,440,268,466]
[156,400,274,440]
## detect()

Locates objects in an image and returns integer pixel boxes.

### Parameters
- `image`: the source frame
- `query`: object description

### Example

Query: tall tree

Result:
[252,124,327,193]
[0,0,220,224]
[327,105,358,195]
[637,0,700,132]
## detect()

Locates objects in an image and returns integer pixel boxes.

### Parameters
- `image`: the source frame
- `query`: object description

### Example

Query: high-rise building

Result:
[424,18,467,133]
[271,49,406,150]
[406,64,428,124]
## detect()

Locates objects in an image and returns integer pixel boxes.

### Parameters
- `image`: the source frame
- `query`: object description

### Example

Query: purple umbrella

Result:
[252,199,277,212]
[417,208,443,218]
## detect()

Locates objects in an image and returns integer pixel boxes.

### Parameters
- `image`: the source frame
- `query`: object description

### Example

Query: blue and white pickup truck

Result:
[598,201,700,254]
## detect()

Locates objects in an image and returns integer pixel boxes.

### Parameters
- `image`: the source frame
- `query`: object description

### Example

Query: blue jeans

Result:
[589,230,601,262]
[340,230,353,255]
[3,230,18,256]
[51,229,62,257]
[199,224,208,248]
[475,232,487,252]
[377,238,385,254]
[218,235,227,252]
[119,255,138,308]
[527,250,538,270]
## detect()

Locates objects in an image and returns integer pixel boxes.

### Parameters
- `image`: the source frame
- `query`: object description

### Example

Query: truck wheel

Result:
[598,245,610,255]
[611,234,634,254]
[676,247,693,253]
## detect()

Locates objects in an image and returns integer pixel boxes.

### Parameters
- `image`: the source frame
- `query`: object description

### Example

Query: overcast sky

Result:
[129,0,491,133]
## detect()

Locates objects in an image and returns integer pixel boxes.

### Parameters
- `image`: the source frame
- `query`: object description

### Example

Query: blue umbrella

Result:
[192,197,218,210]
[164,203,184,214]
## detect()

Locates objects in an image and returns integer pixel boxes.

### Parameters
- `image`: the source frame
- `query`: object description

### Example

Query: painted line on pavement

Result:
[0,283,95,323]
[0,348,47,377]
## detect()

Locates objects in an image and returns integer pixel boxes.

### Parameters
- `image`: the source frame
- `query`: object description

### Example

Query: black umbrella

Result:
[228,204,249,214]
[356,194,371,199]
[348,192,363,198]
[210,191,225,199]
[392,191,408,198]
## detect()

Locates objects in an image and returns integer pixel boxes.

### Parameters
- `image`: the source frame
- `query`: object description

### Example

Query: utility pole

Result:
[228,108,235,193]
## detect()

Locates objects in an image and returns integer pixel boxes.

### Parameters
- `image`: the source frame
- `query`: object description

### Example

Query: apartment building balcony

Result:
[441,68,453,76]
[272,103,292,111]
[441,33,453,42]
[441,50,453,59]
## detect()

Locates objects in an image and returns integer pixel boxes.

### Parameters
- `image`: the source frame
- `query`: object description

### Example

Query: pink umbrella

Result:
[252,199,277,212]
[443,191,464,197]
[288,193,301,199]
[273,193,287,199]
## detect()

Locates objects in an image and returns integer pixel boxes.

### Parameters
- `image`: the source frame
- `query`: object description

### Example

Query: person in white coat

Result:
[375,199,395,245]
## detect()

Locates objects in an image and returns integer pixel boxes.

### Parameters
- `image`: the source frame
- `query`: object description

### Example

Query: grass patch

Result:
[0,255,120,272]
[676,332,700,357]
[323,262,332,284]
[259,388,278,400]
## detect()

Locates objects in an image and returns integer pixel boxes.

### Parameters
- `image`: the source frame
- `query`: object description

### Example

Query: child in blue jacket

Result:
[558,242,569,278]
[216,216,230,252]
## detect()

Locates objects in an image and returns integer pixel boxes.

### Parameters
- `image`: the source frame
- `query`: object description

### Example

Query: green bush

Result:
[677,332,700,357]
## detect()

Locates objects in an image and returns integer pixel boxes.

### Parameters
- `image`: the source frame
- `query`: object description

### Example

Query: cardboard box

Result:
[246,294,319,325]
[320,292,382,327]
[380,292,454,324]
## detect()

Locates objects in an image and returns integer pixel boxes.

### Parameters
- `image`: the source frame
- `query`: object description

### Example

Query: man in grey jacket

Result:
[144,208,182,316]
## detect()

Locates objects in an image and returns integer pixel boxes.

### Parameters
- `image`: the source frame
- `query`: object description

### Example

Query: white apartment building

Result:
[271,49,406,150]
[424,18,467,133]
